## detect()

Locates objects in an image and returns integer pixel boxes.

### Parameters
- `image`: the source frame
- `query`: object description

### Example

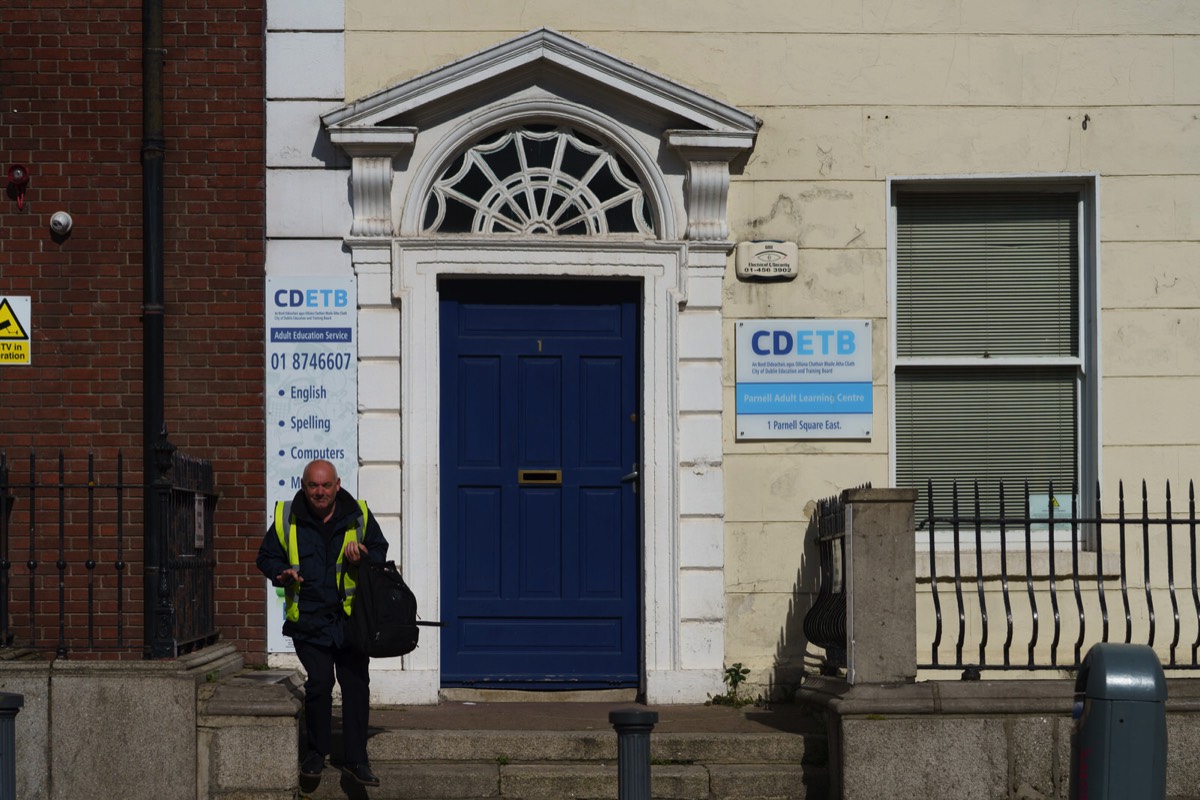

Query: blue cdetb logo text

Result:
[273,289,349,308]
[751,329,856,356]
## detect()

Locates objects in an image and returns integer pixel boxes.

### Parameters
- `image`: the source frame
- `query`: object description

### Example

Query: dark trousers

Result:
[293,638,372,763]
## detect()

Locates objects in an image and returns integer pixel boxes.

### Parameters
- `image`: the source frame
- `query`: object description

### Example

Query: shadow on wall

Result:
[770,505,831,701]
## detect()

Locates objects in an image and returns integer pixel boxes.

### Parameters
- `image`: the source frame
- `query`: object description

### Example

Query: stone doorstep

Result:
[200,668,304,717]
[502,763,705,800]
[294,725,829,800]
[366,728,816,764]
[195,667,828,799]
[302,761,825,800]
[303,762,499,800]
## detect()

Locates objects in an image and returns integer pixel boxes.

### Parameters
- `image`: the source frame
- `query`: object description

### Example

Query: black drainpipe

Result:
[141,0,172,658]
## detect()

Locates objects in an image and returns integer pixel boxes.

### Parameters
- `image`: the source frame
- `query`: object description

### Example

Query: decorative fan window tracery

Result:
[422,125,655,236]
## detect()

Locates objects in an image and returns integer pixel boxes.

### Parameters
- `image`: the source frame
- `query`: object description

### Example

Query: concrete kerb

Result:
[0,643,304,800]
[49,655,203,800]
[198,668,304,799]
[798,675,1200,800]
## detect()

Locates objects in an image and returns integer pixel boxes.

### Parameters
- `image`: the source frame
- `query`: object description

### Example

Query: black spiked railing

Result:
[163,452,219,655]
[805,479,1200,677]
[802,491,851,674]
[0,447,217,658]
[917,479,1200,675]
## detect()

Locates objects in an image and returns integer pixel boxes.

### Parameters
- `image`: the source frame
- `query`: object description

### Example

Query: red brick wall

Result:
[0,1,267,660]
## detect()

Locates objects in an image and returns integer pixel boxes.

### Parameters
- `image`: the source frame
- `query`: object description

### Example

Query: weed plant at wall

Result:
[708,663,754,707]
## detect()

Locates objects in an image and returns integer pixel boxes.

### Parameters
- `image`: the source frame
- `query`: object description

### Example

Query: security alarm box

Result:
[735,241,798,280]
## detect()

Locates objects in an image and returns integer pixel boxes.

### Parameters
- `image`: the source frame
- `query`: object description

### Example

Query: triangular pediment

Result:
[322,28,759,136]
[323,28,758,241]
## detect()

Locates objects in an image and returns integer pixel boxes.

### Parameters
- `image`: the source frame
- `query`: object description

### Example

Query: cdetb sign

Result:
[735,319,873,441]
[272,288,350,308]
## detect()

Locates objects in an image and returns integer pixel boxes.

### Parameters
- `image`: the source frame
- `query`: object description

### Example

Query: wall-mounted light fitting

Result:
[7,165,30,211]
[49,211,73,236]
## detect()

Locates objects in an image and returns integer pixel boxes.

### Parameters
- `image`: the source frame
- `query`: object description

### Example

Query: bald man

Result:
[257,460,388,787]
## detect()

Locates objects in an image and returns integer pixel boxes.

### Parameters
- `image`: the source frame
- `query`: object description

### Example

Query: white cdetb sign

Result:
[264,276,358,652]
[735,318,873,440]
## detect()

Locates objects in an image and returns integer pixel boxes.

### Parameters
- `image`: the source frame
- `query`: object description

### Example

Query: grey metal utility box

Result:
[0,692,21,800]
[1069,643,1166,799]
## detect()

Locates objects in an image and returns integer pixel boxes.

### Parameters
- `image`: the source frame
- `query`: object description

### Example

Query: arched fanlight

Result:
[422,125,655,236]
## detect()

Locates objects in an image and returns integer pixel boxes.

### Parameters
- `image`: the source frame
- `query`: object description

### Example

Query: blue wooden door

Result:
[439,280,640,688]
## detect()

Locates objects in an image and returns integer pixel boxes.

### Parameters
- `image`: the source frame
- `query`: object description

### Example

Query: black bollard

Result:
[0,693,22,800]
[609,708,658,800]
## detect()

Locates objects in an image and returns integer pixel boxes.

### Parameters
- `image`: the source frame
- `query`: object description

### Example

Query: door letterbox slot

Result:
[519,469,562,485]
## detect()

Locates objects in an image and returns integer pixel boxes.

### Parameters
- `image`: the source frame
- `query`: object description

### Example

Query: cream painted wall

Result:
[346,1,1199,37]
[320,3,1200,696]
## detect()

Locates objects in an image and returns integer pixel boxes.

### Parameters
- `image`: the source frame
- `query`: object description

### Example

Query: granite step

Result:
[303,759,828,800]
[300,702,830,800]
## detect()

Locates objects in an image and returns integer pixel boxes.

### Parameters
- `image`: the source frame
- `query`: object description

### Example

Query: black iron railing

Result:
[919,480,1200,676]
[162,453,219,655]
[804,480,1200,678]
[0,448,218,658]
[802,491,851,674]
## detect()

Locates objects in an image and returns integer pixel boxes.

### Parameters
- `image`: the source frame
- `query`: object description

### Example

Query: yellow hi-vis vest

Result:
[273,499,369,622]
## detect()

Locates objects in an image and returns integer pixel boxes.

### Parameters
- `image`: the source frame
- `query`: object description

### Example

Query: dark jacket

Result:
[256,487,388,647]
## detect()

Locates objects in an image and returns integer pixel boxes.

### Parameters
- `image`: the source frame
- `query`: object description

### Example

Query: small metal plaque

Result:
[194,495,206,549]
[735,241,799,281]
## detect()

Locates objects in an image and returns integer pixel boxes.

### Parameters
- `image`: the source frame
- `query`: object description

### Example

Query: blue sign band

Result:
[736,382,872,414]
[270,328,353,343]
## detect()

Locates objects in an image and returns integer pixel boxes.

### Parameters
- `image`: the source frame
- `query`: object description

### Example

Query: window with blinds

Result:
[893,189,1085,520]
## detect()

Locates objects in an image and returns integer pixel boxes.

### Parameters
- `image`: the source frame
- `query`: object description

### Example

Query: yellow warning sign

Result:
[0,297,31,364]
[0,299,29,339]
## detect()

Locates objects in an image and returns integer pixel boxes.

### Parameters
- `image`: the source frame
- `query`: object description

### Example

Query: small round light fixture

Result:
[7,165,30,211]
[49,211,73,236]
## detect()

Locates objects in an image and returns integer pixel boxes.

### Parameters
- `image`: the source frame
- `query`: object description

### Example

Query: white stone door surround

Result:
[323,29,758,704]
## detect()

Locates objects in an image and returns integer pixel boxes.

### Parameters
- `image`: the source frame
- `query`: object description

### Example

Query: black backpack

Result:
[344,559,437,658]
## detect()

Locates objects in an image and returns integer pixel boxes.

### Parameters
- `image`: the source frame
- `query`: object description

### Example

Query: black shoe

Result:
[300,751,325,778]
[341,761,380,787]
